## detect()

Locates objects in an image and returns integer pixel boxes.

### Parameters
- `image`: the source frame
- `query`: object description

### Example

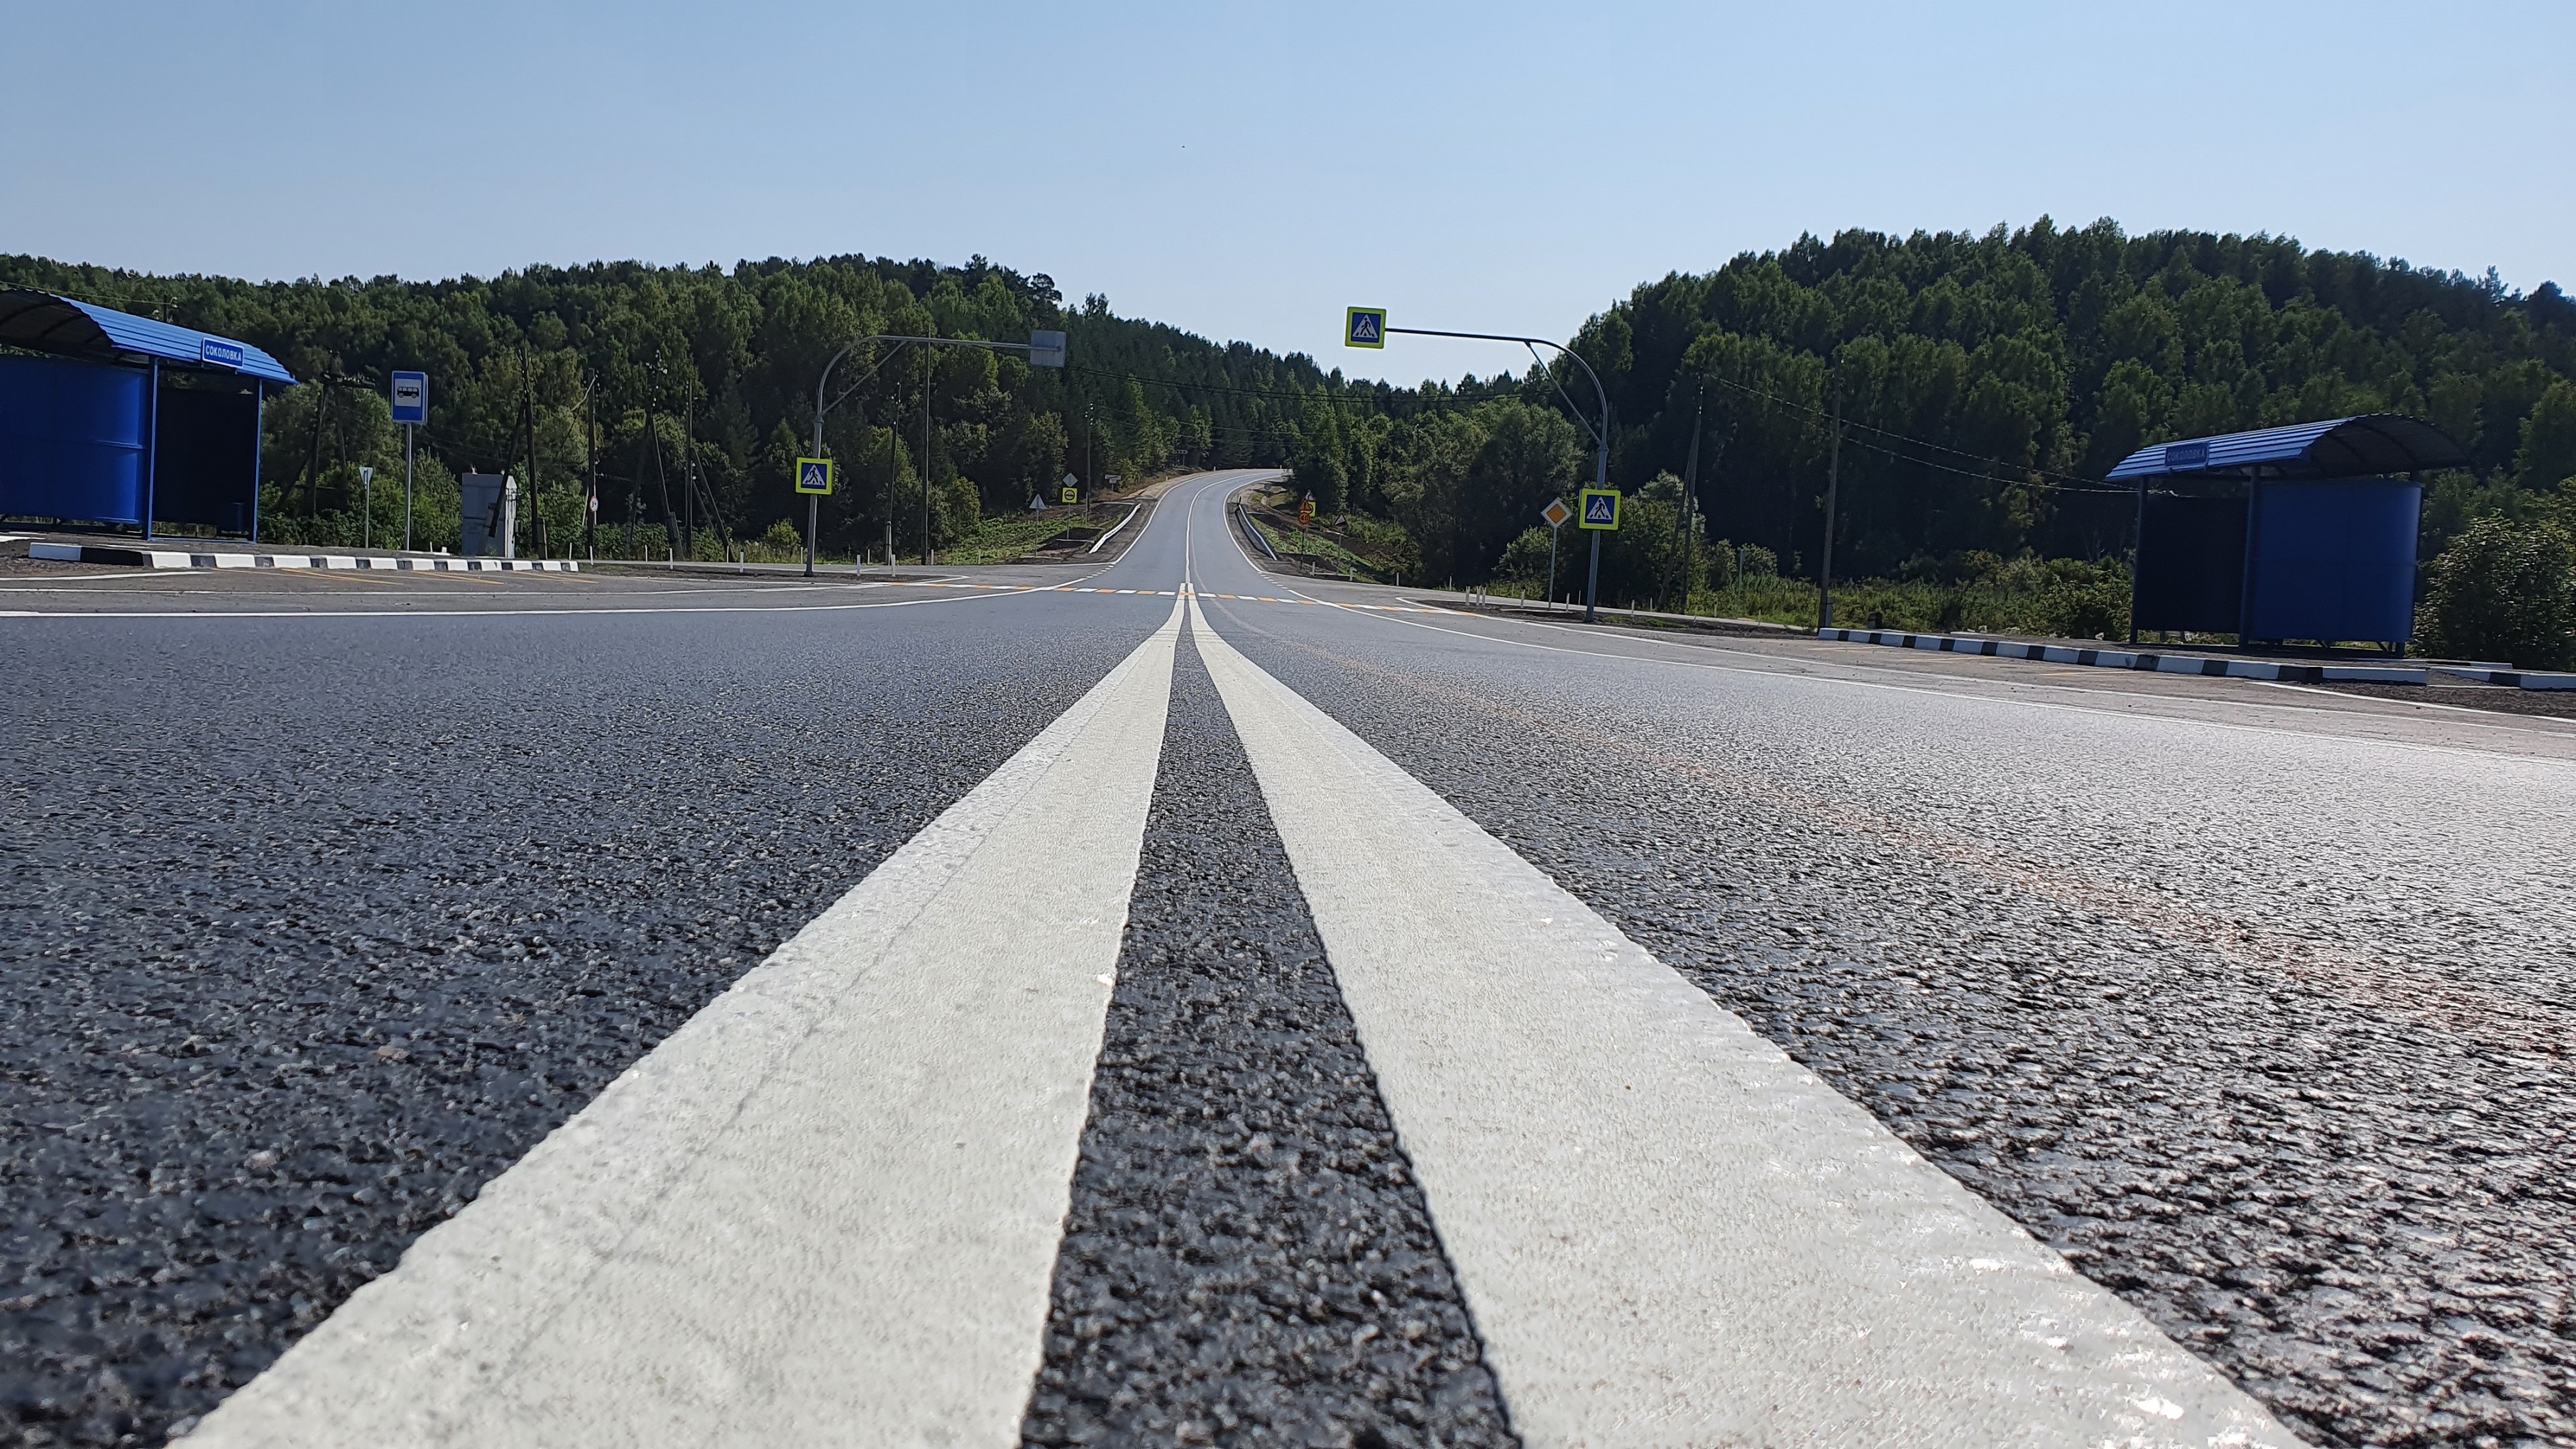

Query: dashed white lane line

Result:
[1186,597,2303,1449]
[188,596,1187,1448]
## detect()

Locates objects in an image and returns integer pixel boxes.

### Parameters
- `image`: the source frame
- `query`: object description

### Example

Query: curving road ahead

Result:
[4,470,2569,1448]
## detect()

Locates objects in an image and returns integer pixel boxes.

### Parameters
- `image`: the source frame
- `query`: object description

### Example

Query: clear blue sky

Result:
[8,0,2568,383]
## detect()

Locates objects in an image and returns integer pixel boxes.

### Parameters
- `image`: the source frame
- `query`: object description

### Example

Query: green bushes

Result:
[2415,515,2576,668]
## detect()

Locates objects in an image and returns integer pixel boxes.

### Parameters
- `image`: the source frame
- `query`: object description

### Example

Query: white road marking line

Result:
[1186,484,2568,761]
[0,579,1119,623]
[1185,596,2304,1449]
[187,596,1187,1448]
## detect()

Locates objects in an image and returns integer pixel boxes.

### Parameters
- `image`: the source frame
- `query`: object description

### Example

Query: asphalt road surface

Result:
[4,470,2568,1448]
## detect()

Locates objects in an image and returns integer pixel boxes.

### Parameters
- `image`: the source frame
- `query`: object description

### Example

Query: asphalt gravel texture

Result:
[0,600,1158,1448]
[1022,630,1516,1449]
[1204,598,2576,1449]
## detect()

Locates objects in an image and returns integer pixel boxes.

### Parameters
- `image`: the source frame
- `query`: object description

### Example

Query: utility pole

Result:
[646,372,679,558]
[681,371,696,560]
[1679,385,1705,615]
[302,382,329,519]
[522,350,545,558]
[583,375,598,561]
[626,378,642,559]
[1820,370,1843,630]
[921,345,934,565]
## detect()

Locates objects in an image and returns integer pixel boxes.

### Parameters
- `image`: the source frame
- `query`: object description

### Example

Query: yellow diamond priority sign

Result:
[1541,498,1572,529]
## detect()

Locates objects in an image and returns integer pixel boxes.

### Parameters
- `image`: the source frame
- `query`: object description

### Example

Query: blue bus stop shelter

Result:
[0,290,296,540]
[2109,414,2466,651]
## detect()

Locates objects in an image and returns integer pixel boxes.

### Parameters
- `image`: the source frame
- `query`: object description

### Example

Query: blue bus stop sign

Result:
[390,372,429,425]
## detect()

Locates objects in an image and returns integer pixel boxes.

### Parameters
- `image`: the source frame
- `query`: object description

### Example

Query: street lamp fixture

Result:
[808,329,1065,577]
[1345,316,1613,622]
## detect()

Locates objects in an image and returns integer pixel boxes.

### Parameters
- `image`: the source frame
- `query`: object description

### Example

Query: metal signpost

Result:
[1345,308,1614,620]
[1540,497,1572,607]
[1579,487,1621,616]
[358,466,375,549]
[809,329,1067,571]
[794,457,835,577]
[390,371,427,551]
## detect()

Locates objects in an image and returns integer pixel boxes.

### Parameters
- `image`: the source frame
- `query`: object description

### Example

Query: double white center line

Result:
[187,595,2303,1448]
[190,599,1185,1448]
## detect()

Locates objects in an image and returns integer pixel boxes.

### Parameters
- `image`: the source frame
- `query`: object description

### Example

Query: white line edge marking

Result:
[1183,593,2304,1448]
[185,595,1188,1448]
[0,477,1259,619]
[1190,485,2574,764]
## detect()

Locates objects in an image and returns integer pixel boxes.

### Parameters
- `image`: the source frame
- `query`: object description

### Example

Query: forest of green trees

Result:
[0,251,1327,560]
[1293,219,2576,641]
[7,216,2574,657]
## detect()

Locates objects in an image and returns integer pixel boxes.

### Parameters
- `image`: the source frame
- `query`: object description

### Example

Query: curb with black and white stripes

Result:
[28,543,577,573]
[1816,627,2576,690]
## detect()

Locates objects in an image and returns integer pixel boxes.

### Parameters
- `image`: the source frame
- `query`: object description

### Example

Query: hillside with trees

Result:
[7,219,2572,656]
[1292,219,2576,649]
[0,253,1324,560]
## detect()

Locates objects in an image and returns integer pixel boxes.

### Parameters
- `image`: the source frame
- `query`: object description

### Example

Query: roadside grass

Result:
[1251,518,1393,580]
[1488,563,2138,641]
[708,505,1136,567]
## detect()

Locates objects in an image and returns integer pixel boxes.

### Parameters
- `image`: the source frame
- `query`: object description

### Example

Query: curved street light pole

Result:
[809,331,1063,577]
[1384,326,1612,622]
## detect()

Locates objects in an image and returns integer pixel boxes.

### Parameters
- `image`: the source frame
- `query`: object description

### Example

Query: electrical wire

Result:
[1695,368,2130,493]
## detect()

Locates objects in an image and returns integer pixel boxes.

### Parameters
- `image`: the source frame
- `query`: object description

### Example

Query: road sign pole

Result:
[1347,314,1612,620]
[806,492,818,578]
[402,424,415,551]
[1548,522,1560,610]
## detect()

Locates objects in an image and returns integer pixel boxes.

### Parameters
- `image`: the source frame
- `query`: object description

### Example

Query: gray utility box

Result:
[458,473,517,558]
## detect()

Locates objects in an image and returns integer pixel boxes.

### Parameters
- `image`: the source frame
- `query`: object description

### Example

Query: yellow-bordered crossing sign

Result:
[1344,307,1386,348]
[1578,487,1620,530]
[794,457,835,495]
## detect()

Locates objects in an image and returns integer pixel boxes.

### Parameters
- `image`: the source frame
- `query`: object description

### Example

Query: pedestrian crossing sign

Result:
[1344,307,1386,349]
[794,457,835,495]
[1579,487,1620,530]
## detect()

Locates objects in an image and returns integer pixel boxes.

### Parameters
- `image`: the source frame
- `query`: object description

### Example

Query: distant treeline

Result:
[1287,217,2576,596]
[0,253,1330,556]
[9,218,2573,584]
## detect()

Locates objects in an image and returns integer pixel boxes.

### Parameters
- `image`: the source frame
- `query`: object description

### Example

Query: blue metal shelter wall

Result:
[0,355,147,524]
[2242,479,2422,644]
